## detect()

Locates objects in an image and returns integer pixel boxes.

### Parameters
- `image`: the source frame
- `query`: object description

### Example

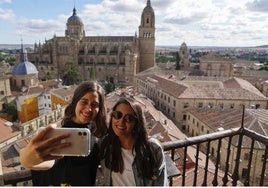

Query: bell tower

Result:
[138,0,155,72]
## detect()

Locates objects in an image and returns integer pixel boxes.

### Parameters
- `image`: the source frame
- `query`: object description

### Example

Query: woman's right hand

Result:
[19,124,71,170]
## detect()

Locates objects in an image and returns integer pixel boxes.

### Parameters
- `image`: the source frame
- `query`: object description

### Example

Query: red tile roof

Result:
[0,118,21,144]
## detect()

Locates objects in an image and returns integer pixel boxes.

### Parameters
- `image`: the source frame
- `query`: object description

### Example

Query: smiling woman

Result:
[19,81,108,186]
[99,97,168,186]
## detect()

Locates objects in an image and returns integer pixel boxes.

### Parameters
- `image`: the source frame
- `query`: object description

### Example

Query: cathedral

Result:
[28,0,155,86]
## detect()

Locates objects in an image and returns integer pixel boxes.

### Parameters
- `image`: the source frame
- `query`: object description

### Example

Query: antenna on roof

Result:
[20,34,26,62]
[20,34,23,51]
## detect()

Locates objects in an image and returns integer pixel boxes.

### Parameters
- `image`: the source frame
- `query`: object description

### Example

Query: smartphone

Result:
[46,127,91,157]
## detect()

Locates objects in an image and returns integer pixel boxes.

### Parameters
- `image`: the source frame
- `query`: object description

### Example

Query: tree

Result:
[89,66,95,80]
[175,51,181,70]
[104,76,115,94]
[260,61,268,71]
[62,62,82,85]
[3,103,18,121]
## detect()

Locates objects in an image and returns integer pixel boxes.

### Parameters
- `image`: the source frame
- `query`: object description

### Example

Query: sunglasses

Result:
[111,111,137,123]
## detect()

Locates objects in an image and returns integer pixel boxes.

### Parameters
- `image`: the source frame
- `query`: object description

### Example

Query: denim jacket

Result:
[100,138,168,186]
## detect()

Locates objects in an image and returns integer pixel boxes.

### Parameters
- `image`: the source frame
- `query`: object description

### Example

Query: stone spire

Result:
[147,0,151,7]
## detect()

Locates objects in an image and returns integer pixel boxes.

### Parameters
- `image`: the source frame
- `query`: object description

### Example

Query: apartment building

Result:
[16,84,76,123]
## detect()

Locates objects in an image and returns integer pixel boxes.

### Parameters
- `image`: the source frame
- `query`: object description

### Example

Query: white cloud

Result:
[0,8,15,21]
[1,0,268,46]
[0,0,12,4]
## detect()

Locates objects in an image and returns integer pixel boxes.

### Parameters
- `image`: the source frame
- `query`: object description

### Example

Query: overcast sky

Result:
[0,0,268,47]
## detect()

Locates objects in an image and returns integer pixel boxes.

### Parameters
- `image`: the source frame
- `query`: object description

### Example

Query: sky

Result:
[0,0,268,47]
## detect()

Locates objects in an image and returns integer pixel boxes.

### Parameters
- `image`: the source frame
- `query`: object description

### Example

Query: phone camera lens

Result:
[83,132,87,136]
[78,132,82,136]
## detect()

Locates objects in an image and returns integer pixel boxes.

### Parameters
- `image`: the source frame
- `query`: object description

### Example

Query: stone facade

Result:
[0,76,11,111]
[199,53,232,77]
[28,0,155,86]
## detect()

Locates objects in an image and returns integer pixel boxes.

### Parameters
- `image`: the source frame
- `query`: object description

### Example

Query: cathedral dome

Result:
[67,7,83,25]
[12,49,38,75]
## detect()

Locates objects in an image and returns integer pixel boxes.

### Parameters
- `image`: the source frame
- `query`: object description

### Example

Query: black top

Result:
[31,121,99,186]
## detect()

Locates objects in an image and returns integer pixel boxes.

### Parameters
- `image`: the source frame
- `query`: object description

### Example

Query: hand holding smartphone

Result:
[46,128,91,157]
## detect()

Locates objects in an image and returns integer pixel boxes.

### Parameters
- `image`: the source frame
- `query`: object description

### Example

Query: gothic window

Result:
[146,18,149,23]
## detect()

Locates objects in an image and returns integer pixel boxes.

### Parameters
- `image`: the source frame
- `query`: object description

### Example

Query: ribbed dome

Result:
[12,48,38,75]
[67,7,83,25]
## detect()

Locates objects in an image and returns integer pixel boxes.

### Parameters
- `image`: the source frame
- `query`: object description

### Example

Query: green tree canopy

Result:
[260,61,268,71]
[3,103,18,121]
[62,62,82,85]
[104,76,115,95]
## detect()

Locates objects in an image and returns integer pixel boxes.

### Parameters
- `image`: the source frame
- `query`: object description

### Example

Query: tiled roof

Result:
[0,118,21,143]
[137,74,187,97]
[26,86,45,95]
[136,74,268,100]
[172,166,243,186]
[50,85,78,101]
[188,108,268,149]
[39,80,59,89]
[12,61,38,75]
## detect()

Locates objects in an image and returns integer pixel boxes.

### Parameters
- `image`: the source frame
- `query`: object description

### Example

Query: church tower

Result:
[65,7,85,40]
[179,42,190,69]
[138,0,155,72]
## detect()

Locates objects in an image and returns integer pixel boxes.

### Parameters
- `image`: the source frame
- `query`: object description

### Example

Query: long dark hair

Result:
[100,97,155,179]
[62,81,107,138]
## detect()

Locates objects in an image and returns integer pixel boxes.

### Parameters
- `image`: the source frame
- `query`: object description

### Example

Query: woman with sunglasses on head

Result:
[20,81,108,186]
[99,97,168,186]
